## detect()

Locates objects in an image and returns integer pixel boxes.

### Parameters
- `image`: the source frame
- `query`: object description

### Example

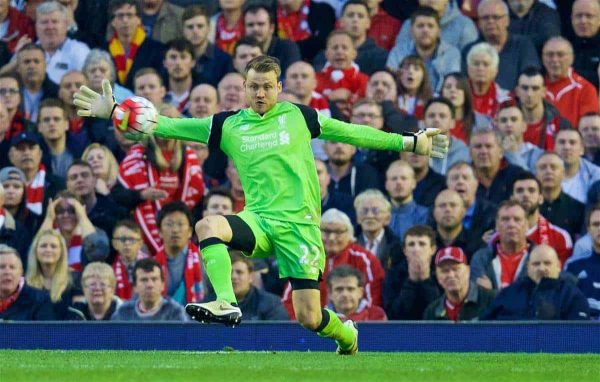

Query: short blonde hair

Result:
[81,143,119,189]
[82,262,116,289]
[386,160,415,179]
[321,208,355,239]
[467,42,499,69]
[353,189,392,214]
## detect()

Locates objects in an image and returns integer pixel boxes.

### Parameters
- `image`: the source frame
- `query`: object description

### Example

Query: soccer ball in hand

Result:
[112,96,158,135]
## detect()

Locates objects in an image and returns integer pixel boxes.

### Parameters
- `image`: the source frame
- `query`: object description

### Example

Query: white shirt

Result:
[43,38,90,85]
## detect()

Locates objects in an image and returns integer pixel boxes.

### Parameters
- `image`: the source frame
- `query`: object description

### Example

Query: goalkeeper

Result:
[73,56,448,355]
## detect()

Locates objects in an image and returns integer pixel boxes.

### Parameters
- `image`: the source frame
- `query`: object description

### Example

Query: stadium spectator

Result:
[495,101,544,172]
[0,183,32,266]
[37,98,83,179]
[106,0,166,90]
[65,160,127,242]
[58,71,91,149]
[509,172,573,265]
[133,68,166,108]
[0,102,11,169]
[211,0,245,55]
[471,201,533,291]
[354,189,402,270]
[202,187,234,218]
[8,131,65,216]
[425,97,470,175]
[16,43,59,124]
[536,152,585,239]
[352,99,396,172]
[470,129,526,204]
[423,246,496,321]
[31,1,90,85]
[232,36,263,75]
[579,113,600,165]
[162,39,196,115]
[554,128,600,204]
[565,204,600,319]
[182,5,232,88]
[110,220,148,301]
[366,70,397,104]
[316,159,355,224]
[228,251,289,320]
[218,72,246,111]
[0,73,27,140]
[155,202,204,306]
[81,143,120,196]
[543,37,599,128]
[60,0,109,49]
[463,0,540,90]
[440,72,491,144]
[324,139,381,200]
[327,264,387,321]
[388,6,461,92]
[243,2,301,74]
[384,160,429,241]
[516,67,572,151]
[481,244,590,320]
[507,0,561,52]
[383,224,440,319]
[400,150,445,208]
[396,55,432,121]
[0,1,34,54]
[38,191,110,272]
[111,258,188,321]
[465,42,510,118]
[0,244,55,321]
[71,262,120,320]
[26,229,82,320]
[115,131,205,255]
[276,0,335,62]
[570,0,600,90]
[82,49,134,105]
[316,30,369,120]
[138,0,183,44]
[365,0,402,51]
[0,166,41,236]
[433,189,486,259]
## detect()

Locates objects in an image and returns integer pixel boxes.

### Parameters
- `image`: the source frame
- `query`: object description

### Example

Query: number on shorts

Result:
[299,244,320,270]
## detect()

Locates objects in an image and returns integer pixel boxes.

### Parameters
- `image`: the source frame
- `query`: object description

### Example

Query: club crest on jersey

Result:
[278,115,286,127]
[279,131,290,145]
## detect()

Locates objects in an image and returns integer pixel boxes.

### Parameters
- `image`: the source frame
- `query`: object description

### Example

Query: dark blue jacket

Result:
[480,277,590,320]
[0,284,56,321]
[237,286,290,321]
[566,252,600,319]
[106,37,166,90]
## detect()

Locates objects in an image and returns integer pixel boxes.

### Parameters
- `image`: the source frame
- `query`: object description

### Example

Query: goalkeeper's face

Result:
[244,69,282,115]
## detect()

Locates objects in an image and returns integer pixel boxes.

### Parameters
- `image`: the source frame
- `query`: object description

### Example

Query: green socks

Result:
[200,241,237,304]
[316,308,355,349]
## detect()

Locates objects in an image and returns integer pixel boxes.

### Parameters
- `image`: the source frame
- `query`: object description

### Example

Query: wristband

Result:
[109,102,119,119]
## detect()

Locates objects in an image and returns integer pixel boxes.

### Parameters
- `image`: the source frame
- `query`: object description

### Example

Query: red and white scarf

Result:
[0,208,5,230]
[155,242,204,303]
[397,95,425,119]
[216,14,244,55]
[66,229,83,272]
[25,163,46,216]
[0,277,25,313]
[277,0,311,41]
[315,62,368,101]
[109,26,146,85]
[118,144,205,255]
[113,251,149,300]
[470,81,505,117]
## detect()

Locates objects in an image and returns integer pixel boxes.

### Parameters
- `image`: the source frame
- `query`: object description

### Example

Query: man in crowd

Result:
[579,113,600,165]
[507,0,561,51]
[217,72,246,111]
[316,159,355,223]
[139,0,183,44]
[163,39,197,115]
[569,0,600,90]
[401,150,445,208]
[231,37,263,75]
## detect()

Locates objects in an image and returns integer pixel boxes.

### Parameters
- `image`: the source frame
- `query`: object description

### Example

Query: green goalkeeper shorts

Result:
[236,210,325,280]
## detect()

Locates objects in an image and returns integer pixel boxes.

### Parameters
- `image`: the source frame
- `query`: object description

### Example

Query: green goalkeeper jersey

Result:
[154,101,405,225]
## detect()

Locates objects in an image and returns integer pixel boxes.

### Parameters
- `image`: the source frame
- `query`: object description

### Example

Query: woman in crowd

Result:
[71,262,121,320]
[396,55,432,121]
[440,72,492,144]
[81,143,119,196]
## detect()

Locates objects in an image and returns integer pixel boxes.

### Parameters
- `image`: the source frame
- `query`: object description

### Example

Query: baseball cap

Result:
[10,131,40,146]
[0,166,27,183]
[434,247,468,266]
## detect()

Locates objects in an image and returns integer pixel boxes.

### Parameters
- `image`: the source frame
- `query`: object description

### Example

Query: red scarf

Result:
[155,242,204,303]
[25,163,46,216]
[315,62,368,103]
[0,208,5,229]
[445,298,463,322]
[118,145,205,254]
[5,111,25,140]
[309,91,330,115]
[0,277,25,313]
[113,251,148,300]
[109,26,146,85]
[497,243,528,289]
[397,95,425,119]
[69,117,85,135]
[216,14,244,55]
[451,119,468,143]
[470,81,502,117]
[277,0,311,41]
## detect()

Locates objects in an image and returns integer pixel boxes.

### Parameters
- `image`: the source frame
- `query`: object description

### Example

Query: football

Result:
[112,96,157,135]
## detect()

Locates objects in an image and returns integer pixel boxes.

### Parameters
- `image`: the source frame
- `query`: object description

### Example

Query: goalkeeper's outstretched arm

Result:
[317,113,449,158]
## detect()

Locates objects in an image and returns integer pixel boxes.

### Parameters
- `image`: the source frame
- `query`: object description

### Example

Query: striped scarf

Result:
[215,14,244,55]
[113,251,149,300]
[155,242,204,303]
[25,163,46,216]
[66,229,83,272]
[109,26,146,85]
[277,0,311,41]
[0,277,25,313]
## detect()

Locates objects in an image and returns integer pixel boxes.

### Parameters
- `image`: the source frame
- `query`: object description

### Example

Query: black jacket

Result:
[508,0,561,52]
[295,0,336,62]
[423,282,496,321]
[0,212,33,268]
[476,160,526,205]
[480,277,590,320]
[266,36,302,76]
[571,31,600,90]
[237,286,290,321]
[106,37,167,90]
[0,284,56,321]
[414,168,446,208]
[356,226,403,270]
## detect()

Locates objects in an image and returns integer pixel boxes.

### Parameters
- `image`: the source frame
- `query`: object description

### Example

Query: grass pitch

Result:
[1,350,598,382]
